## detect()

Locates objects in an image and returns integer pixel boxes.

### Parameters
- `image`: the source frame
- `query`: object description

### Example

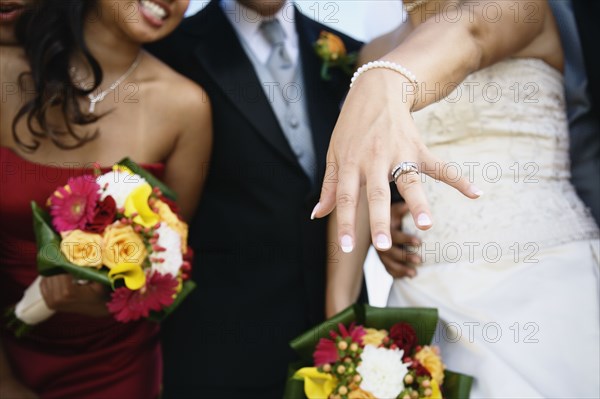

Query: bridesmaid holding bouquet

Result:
[0,0,212,397]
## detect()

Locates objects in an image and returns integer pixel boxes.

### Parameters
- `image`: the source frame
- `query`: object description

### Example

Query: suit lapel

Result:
[295,10,343,189]
[188,0,300,168]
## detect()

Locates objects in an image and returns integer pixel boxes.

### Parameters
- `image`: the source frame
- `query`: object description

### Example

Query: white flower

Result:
[150,223,183,277]
[357,345,410,399]
[96,170,147,208]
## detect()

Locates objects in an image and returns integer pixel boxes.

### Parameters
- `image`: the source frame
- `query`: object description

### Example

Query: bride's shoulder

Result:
[509,1,563,73]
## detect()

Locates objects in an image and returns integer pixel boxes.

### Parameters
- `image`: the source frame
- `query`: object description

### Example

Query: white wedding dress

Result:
[386,58,600,398]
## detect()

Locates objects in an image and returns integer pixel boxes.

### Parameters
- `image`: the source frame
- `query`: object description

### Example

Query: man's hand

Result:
[40,275,110,317]
[377,202,422,278]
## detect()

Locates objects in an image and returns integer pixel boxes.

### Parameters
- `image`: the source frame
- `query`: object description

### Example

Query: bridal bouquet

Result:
[285,305,472,399]
[8,159,195,334]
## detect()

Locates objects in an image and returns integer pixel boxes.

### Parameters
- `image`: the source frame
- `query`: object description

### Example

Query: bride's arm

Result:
[358,21,412,66]
[313,0,559,253]
[326,190,371,318]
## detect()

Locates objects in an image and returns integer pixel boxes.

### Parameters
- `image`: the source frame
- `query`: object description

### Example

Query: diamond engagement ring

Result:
[391,162,419,183]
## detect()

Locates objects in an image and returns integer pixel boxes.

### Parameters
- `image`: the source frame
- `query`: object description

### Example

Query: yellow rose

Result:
[414,346,445,385]
[316,31,347,61]
[124,183,160,228]
[348,388,376,399]
[60,230,103,268]
[154,200,188,253]
[102,223,147,269]
[362,328,388,347]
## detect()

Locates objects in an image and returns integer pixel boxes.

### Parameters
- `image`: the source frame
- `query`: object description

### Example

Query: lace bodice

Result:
[404,58,599,265]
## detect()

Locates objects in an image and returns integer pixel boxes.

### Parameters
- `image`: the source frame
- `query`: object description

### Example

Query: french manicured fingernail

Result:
[340,235,354,253]
[376,234,391,250]
[310,203,321,220]
[470,185,484,197]
[408,269,417,278]
[417,213,432,227]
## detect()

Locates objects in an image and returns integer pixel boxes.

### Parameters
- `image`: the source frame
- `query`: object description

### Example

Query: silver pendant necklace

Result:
[73,52,143,114]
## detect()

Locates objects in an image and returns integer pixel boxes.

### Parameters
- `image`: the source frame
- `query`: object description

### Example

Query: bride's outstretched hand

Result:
[308,0,550,253]
[311,70,482,253]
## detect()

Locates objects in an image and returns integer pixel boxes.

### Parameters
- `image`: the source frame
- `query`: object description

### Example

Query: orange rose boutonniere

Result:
[314,31,357,80]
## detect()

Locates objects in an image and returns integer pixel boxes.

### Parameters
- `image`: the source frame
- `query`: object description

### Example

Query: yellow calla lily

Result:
[108,263,146,290]
[124,183,160,228]
[294,367,338,399]
[430,379,443,399]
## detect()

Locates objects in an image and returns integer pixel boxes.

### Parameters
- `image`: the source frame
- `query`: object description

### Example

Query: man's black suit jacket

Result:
[570,0,600,223]
[572,1,598,113]
[147,0,362,391]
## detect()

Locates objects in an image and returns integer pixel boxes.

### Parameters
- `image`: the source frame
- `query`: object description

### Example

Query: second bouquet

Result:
[10,158,195,333]
[285,305,473,399]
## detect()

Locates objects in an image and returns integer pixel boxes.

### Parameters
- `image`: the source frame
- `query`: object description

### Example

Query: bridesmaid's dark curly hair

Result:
[13,0,102,152]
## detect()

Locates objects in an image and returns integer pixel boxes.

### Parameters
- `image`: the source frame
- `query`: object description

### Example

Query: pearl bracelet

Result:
[404,0,430,13]
[350,60,419,88]
[350,60,420,110]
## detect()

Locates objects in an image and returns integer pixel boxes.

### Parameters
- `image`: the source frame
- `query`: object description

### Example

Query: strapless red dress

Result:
[0,147,162,399]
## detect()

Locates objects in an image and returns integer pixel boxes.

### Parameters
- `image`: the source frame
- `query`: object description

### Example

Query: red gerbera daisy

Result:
[107,272,179,323]
[314,323,366,366]
[49,176,100,233]
[334,322,366,343]
[314,337,339,366]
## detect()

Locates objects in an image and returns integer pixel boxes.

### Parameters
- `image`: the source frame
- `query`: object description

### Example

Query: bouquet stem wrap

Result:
[14,276,55,325]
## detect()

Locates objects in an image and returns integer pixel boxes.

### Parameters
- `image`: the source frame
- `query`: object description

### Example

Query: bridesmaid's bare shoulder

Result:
[0,45,29,83]
[0,46,30,147]
[139,50,209,118]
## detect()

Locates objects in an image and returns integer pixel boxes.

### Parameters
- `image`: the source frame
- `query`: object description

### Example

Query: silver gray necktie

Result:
[260,19,295,90]
[260,19,317,182]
